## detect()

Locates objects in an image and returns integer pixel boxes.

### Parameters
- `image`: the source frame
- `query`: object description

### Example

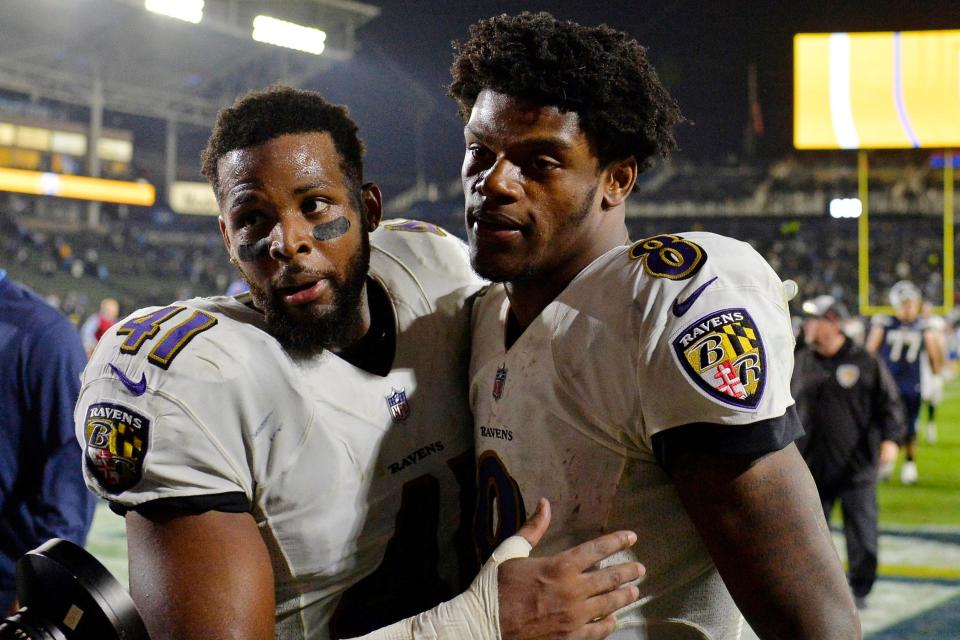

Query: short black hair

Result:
[449,12,682,171]
[201,85,365,201]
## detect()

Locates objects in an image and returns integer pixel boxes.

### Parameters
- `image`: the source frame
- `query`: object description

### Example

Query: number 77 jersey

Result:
[871,314,928,395]
[469,232,797,639]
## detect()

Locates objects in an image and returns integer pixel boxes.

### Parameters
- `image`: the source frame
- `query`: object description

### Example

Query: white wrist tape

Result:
[347,535,533,640]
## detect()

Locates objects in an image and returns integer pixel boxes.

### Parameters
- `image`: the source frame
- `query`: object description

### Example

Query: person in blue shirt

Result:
[866,280,944,485]
[0,269,96,613]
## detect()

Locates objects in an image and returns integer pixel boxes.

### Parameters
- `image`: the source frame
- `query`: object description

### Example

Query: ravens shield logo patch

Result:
[672,308,766,410]
[83,401,150,494]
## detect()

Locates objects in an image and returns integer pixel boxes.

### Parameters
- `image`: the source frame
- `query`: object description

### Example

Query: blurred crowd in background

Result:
[7,151,954,341]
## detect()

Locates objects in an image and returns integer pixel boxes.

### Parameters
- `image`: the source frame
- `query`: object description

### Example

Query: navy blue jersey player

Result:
[866,281,943,484]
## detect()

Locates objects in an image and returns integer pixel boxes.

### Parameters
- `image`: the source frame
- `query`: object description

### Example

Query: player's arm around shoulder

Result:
[371,219,484,295]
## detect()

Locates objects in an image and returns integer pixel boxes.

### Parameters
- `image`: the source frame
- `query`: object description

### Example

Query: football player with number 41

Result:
[75,86,644,640]
[453,12,860,639]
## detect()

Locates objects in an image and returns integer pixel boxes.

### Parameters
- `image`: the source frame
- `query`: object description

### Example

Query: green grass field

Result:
[877,377,960,527]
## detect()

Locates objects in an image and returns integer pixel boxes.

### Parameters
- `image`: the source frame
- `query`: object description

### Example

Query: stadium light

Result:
[0,167,155,206]
[144,0,204,24]
[252,15,326,55]
[829,197,862,219]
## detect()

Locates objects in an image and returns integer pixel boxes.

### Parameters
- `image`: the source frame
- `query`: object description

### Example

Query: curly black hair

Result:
[449,12,683,171]
[201,85,365,203]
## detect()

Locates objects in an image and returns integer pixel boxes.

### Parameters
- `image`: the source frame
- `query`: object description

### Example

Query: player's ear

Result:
[601,157,638,209]
[219,215,232,253]
[360,182,383,232]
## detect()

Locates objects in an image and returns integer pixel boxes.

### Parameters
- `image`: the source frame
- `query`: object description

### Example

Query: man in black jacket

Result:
[792,295,906,610]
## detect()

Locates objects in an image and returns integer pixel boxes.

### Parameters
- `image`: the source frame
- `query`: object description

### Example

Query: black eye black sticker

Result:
[313,217,351,241]
[236,217,351,261]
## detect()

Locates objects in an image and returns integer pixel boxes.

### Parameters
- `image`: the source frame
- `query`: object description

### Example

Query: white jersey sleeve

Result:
[75,300,309,511]
[633,233,797,438]
[551,232,796,448]
[372,219,482,302]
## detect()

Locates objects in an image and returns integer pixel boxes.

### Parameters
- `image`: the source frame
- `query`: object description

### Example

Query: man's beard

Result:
[243,233,371,360]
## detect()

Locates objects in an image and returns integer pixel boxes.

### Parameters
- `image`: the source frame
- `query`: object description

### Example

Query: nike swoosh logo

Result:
[109,363,147,396]
[672,276,718,317]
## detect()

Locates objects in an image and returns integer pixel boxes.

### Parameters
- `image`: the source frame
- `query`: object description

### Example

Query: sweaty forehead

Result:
[217,132,344,198]
[467,89,584,143]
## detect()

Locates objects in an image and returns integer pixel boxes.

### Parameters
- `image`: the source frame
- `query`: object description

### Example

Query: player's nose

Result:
[477,157,522,201]
[268,214,312,260]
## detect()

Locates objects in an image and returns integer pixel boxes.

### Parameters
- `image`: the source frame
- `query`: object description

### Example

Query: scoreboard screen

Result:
[794,30,960,149]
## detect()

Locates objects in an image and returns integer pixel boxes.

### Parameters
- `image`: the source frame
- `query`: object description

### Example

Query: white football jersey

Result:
[76,220,482,640]
[470,232,796,640]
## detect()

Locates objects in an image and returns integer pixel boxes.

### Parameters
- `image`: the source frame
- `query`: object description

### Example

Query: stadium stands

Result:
[0,2,953,330]
[1,193,233,322]
[0,141,952,327]
[381,155,952,317]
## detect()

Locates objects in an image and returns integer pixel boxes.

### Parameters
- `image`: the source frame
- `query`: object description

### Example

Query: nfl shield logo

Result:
[493,364,507,400]
[386,387,411,421]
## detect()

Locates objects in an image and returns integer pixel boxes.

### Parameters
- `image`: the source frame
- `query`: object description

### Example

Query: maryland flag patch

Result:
[83,401,150,494]
[672,308,766,410]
